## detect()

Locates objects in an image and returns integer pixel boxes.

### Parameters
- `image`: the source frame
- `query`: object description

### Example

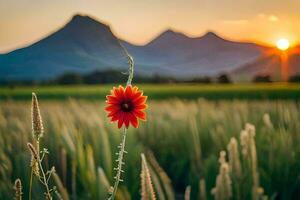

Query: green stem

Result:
[37,140,52,200]
[29,169,33,200]
[126,55,134,86]
[72,160,77,200]
[108,128,127,200]
[118,40,134,86]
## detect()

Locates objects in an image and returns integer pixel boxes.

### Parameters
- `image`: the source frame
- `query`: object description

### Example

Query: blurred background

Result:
[1,0,300,199]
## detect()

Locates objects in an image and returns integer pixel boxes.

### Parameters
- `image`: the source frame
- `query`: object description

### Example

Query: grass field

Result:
[1,83,300,100]
[1,95,300,199]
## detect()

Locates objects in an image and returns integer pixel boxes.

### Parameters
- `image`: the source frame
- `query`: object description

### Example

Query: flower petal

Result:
[132,86,138,93]
[132,91,143,100]
[108,109,121,117]
[105,105,119,112]
[133,96,147,105]
[125,85,133,99]
[134,104,148,110]
[133,110,146,121]
[118,112,125,128]
[106,95,121,104]
[124,113,130,128]
[111,111,122,122]
[129,112,139,128]
[113,85,125,98]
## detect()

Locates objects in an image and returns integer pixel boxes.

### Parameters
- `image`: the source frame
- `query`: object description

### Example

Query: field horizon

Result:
[1,83,300,101]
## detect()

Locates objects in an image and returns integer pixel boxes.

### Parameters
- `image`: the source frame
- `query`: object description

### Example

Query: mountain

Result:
[0,14,128,80]
[122,30,268,78]
[0,14,273,81]
[232,46,300,81]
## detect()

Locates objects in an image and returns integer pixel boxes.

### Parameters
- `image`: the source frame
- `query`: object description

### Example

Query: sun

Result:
[276,38,290,51]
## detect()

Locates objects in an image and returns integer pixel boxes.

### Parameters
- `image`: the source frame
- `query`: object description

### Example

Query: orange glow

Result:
[280,52,289,82]
[276,39,290,51]
[261,45,294,82]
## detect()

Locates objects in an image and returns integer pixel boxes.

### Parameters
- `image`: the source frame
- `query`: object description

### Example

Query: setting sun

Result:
[276,38,290,51]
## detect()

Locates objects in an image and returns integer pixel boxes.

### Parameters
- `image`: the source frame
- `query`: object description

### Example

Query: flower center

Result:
[121,101,133,112]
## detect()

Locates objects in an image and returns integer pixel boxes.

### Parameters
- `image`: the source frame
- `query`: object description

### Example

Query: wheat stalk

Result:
[52,172,69,200]
[31,93,52,199]
[199,179,207,200]
[240,123,267,200]
[140,153,156,200]
[29,93,64,200]
[146,151,175,200]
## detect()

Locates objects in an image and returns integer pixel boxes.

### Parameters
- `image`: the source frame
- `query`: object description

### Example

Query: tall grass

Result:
[0,99,300,199]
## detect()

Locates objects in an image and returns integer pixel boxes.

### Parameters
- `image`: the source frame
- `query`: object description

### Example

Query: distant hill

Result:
[122,30,268,78]
[2,14,298,82]
[0,14,128,81]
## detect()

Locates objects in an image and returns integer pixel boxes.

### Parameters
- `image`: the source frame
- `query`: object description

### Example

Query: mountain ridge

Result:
[1,14,295,81]
[0,14,128,80]
[122,28,268,77]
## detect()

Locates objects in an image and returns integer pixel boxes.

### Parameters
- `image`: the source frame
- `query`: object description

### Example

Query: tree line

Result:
[2,69,300,85]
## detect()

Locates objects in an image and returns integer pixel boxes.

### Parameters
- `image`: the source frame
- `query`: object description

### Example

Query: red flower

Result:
[105,85,147,128]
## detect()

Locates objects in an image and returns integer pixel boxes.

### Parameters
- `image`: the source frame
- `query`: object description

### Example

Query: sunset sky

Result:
[0,0,300,53]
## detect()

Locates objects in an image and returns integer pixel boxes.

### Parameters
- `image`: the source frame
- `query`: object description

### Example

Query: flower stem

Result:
[126,54,134,86]
[37,140,52,200]
[108,128,127,200]
[108,42,134,200]
[118,40,134,86]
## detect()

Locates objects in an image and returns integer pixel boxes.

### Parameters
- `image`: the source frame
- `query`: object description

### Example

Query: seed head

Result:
[27,143,38,159]
[31,92,44,139]
[227,137,242,178]
[184,185,191,200]
[218,151,226,164]
[263,113,273,129]
[211,162,232,200]
[245,123,255,136]
[27,143,40,176]
[14,179,22,200]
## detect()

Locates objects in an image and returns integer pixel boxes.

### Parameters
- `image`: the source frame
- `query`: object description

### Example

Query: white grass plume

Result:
[227,137,242,179]
[212,152,232,200]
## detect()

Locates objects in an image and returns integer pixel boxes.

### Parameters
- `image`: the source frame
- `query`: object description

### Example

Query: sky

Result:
[0,0,300,53]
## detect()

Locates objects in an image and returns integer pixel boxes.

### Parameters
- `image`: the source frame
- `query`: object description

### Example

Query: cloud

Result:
[258,13,279,22]
[222,20,248,25]
[268,15,278,22]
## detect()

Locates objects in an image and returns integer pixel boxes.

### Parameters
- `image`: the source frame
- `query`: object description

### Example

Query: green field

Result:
[1,83,300,100]
[1,85,300,199]
[1,98,300,199]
